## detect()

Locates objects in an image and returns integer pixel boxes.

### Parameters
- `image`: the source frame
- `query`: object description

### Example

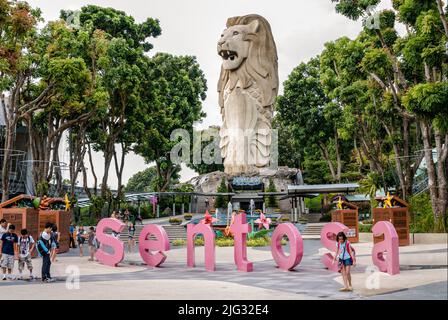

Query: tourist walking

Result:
[37,222,54,283]
[87,227,97,261]
[51,224,60,262]
[77,226,87,257]
[135,211,143,225]
[124,208,130,222]
[127,222,136,253]
[333,231,356,292]
[17,229,35,280]
[0,224,18,280]
[69,224,77,248]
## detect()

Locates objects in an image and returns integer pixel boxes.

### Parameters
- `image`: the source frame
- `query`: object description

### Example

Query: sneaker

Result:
[8,275,15,280]
[17,275,22,280]
[46,278,56,283]
[2,275,6,281]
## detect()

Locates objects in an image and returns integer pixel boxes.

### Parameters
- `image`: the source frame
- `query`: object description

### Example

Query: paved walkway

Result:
[0,240,446,300]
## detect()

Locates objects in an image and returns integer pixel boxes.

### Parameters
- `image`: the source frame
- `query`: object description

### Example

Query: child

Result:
[77,226,87,257]
[17,229,35,280]
[333,231,356,292]
[0,224,18,280]
[37,222,55,283]
[87,227,97,261]
[127,222,136,253]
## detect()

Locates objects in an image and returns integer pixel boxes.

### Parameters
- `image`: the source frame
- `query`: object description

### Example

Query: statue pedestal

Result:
[188,166,297,214]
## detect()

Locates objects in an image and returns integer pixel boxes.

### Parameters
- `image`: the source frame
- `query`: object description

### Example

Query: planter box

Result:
[331,209,359,243]
[373,195,410,246]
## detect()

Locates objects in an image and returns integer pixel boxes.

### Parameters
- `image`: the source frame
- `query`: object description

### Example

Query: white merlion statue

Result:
[217,14,279,176]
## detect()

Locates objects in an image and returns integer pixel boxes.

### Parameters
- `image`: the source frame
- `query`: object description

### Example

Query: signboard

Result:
[346,228,357,238]
[231,177,263,190]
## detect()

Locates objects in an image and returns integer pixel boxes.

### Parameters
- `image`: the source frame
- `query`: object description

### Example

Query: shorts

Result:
[18,255,33,271]
[1,254,15,269]
[339,258,353,267]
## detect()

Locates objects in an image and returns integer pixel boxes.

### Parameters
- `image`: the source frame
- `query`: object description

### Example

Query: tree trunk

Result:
[1,128,15,202]
[334,130,342,182]
[436,0,448,38]
[113,143,126,200]
[420,120,441,223]
[435,130,448,231]
[87,142,98,196]
[318,143,337,181]
[100,140,114,198]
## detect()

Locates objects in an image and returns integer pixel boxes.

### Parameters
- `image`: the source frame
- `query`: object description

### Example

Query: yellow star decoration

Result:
[384,192,393,208]
[64,194,71,211]
[337,196,343,210]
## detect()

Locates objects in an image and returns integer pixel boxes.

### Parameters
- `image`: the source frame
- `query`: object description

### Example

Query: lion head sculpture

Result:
[217,14,278,108]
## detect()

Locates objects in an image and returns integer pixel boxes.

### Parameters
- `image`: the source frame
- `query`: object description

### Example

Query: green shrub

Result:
[297,217,308,224]
[280,216,290,222]
[169,218,182,224]
[358,223,372,233]
[319,213,331,222]
[265,179,278,208]
[172,239,187,246]
[171,236,287,247]
[184,213,193,220]
[248,229,271,239]
[410,193,435,233]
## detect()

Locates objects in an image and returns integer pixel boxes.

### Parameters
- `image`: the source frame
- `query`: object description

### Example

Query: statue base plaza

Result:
[95,215,400,276]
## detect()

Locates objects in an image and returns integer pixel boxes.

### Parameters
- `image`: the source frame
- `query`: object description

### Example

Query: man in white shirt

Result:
[0,219,7,239]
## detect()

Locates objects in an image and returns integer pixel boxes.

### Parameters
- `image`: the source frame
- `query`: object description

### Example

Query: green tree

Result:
[276,57,343,182]
[265,179,278,208]
[63,5,162,199]
[187,127,224,175]
[214,177,228,209]
[134,53,207,191]
[124,167,158,193]
[0,0,42,201]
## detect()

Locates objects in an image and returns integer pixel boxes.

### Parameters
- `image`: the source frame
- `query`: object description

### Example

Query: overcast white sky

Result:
[26,0,393,189]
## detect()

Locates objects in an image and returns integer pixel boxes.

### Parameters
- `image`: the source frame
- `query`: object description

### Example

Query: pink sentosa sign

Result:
[95,214,400,275]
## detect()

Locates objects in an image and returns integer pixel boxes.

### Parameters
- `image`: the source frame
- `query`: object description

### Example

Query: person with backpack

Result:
[50,224,60,262]
[37,222,55,283]
[87,227,98,262]
[77,226,87,257]
[69,224,77,249]
[332,231,356,292]
[0,224,18,280]
[17,229,35,280]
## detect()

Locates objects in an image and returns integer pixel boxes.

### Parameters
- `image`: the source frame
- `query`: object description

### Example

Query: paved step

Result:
[117,224,187,242]
[301,223,328,236]
[303,214,324,223]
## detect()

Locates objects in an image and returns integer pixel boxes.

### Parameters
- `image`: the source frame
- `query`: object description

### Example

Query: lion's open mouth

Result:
[219,50,238,61]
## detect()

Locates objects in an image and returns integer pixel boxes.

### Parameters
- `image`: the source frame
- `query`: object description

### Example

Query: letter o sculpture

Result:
[270,223,303,271]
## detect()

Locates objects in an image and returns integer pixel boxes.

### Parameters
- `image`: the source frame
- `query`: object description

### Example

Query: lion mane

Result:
[217,14,279,108]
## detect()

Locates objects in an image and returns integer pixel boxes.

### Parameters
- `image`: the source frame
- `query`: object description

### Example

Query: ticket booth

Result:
[373,195,410,246]
[331,199,359,243]
[0,195,39,257]
[38,198,71,253]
